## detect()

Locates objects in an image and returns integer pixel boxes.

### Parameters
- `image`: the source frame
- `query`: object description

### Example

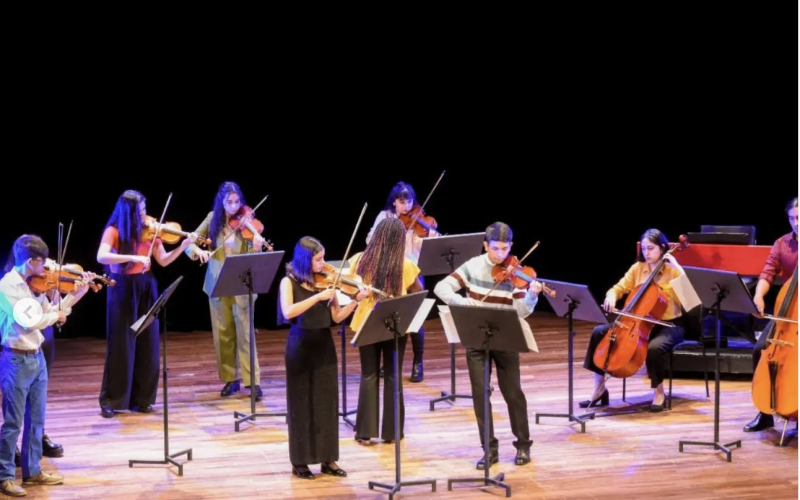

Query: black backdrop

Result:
[2,4,797,340]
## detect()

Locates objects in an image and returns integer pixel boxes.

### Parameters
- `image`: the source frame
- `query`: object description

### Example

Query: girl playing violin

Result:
[185,181,269,400]
[350,218,423,444]
[278,236,367,480]
[580,228,689,413]
[366,181,439,383]
[96,190,198,419]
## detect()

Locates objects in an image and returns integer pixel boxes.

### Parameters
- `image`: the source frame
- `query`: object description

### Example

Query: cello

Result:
[592,236,689,379]
[751,266,798,431]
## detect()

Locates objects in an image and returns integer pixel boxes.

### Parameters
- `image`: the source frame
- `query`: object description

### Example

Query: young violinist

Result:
[2,254,71,463]
[278,236,367,479]
[434,222,540,469]
[579,228,689,413]
[366,181,439,383]
[743,196,798,439]
[96,189,198,419]
[0,235,93,496]
[350,218,423,444]
[186,181,269,400]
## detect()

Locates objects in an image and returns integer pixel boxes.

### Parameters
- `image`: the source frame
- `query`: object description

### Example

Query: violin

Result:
[313,263,388,298]
[491,255,556,297]
[592,235,689,378]
[228,206,273,251]
[27,263,116,294]
[751,266,798,423]
[399,205,438,238]
[142,215,211,247]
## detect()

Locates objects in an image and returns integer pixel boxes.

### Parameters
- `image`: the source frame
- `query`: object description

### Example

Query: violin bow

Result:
[206,195,270,260]
[328,202,368,305]
[408,170,445,231]
[144,192,173,274]
[480,241,541,303]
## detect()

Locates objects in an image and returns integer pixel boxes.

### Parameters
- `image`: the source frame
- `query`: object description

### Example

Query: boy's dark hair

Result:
[485,222,513,243]
[12,234,48,266]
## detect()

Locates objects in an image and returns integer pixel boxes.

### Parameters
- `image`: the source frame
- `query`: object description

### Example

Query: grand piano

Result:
[648,226,773,375]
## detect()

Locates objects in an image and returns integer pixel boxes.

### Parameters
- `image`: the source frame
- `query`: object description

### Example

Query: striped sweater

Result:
[434,254,538,318]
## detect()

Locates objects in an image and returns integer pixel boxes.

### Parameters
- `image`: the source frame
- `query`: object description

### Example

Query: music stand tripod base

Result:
[128,276,194,476]
[355,291,437,499]
[535,280,608,433]
[429,343,473,411]
[678,266,751,462]
[446,304,528,498]
[209,251,288,432]
[418,233,484,412]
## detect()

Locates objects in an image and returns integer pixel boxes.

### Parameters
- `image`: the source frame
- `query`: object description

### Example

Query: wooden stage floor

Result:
[17,312,798,499]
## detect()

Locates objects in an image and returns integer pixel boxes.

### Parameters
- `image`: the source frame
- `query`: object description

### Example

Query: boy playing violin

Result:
[0,235,94,496]
[434,222,542,469]
[367,181,439,382]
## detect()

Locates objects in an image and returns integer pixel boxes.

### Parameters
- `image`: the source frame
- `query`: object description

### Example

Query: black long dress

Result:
[284,277,339,466]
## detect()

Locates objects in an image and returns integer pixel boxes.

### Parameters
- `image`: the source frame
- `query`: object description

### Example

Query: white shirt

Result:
[0,269,75,350]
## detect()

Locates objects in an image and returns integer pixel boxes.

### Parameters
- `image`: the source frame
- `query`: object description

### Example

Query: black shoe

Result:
[136,404,155,414]
[476,452,499,470]
[42,434,64,458]
[410,361,423,383]
[100,407,114,418]
[291,465,315,480]
[321,462,347,477]
[743,412,774,432]
[579,389,609,408]
[14,447,20,468]
[221,380,240,397]
[245,385,263,402]
[515,449,531,466]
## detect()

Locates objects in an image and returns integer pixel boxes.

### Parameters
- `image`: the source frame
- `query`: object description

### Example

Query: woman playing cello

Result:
[580,228,690,412]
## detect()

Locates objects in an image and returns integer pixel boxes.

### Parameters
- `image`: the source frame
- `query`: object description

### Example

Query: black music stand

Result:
[678,266,750,462]
[211,251,285,432]
[129,276,192,476]
[446,304,528,498]
[353,291,437,500]
[327,259,357,427]
[420,232,485,411]
[535,280,607,433]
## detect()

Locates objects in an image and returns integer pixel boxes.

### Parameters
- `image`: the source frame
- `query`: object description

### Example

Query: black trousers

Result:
[355,335,408,441]
[752,320,772,371]
[99,272,160,410]
[465,348,531,454]
[41,326,54,375]
[285,326,339,466]
[409,275,425,361]
[583,319,685,388]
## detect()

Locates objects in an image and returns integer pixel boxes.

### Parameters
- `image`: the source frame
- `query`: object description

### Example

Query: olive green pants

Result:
[209,295,260,386]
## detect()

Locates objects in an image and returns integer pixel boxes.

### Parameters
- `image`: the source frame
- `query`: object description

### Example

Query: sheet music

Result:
[438,305,539,352]
[438,305,460,343]
[407,299,435,333]
[671,273,702,312]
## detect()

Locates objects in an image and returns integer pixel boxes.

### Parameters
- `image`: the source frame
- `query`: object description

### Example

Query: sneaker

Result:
[22,471,63,486]
[0,479,25,496]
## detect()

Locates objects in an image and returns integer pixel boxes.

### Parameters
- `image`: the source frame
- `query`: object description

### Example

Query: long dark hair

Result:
[106,190,145,270]
[286,236,324,288]
[209,182,246,249]
[638,228,669,262]
[383,181,417,211]
[356,218,406,298]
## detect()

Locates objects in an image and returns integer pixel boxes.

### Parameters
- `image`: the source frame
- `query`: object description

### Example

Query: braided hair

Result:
[356,218,406,298]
